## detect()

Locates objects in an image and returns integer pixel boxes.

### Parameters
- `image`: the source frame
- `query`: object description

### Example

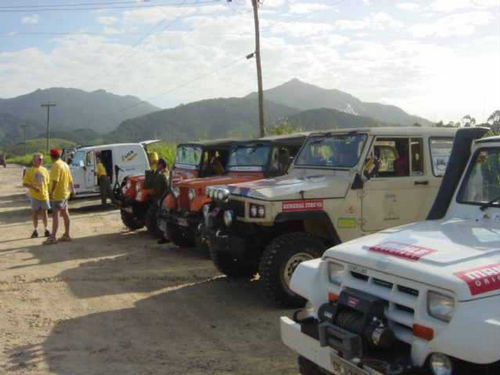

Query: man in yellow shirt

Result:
[22,153,50,238]
[96,154,113,206]
[44,148,74,245]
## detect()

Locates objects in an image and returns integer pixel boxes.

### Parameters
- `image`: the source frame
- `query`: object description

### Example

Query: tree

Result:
[267,121,303,135]
[461,114,476,128]
[488,110,500,131]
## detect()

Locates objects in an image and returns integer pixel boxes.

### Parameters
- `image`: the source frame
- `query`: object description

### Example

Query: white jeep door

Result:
[360,137,432,232]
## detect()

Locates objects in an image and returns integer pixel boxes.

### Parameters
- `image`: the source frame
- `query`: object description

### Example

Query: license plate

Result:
[331,354,368,375]
[123,206,133,214]
[177,218,189,227]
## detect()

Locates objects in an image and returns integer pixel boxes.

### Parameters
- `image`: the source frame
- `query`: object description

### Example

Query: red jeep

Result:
[158,134,306,249]
[119,140,235,234]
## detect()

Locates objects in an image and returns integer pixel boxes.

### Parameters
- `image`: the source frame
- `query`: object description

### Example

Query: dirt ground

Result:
[0,164,298,375]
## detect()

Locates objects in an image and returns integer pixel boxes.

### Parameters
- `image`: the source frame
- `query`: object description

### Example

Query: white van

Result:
[69,141,156,197]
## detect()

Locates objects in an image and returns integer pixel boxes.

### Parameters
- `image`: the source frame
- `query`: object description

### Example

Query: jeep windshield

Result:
[458,147,500,207]
[226,143,270,171]
[175,145,202,167]
[295,133,367,168]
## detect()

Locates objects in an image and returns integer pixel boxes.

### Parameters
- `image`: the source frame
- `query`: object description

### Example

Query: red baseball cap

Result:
[50,148,61,158]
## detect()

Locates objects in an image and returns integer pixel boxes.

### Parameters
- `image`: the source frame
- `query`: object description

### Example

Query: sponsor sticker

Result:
[337,217,357,229]
[368,241,435,261]
[455,263,500,296]
[347,296,359,308]
[282,200,323,212]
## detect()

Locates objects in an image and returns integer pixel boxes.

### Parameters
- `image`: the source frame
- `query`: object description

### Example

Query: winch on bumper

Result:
[281,288,423,375]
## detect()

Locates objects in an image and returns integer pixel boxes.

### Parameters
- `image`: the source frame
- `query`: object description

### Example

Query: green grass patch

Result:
[148,142,177,168]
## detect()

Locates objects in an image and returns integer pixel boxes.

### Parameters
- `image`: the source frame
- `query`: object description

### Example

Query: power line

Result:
[0,0,220,13]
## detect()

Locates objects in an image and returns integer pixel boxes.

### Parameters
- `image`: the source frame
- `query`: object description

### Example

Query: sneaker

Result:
[44,229,50,237]
[30,230,38,238]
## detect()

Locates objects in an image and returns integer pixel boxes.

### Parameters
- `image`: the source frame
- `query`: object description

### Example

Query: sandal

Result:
[59,234,72,242]
[43,236,58,245]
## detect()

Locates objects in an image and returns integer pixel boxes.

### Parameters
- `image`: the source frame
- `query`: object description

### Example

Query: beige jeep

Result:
[207,127,457,307]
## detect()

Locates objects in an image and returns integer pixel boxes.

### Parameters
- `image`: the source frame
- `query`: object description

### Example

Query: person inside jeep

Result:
[394,140,410,176]
[278,147,290,174]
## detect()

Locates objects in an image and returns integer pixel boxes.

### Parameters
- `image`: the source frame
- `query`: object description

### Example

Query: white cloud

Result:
[289,3,332,14]
[123,6,196,24]
[268,21,337,38]
[410,11,494,38]
[335,12,404,31]
[21,14,39,25]
[97,16,117,26]
[396,2,420,11]
[431,0,499,12]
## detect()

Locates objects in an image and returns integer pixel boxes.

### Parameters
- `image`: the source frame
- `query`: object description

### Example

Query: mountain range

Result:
[1,79,432,149]
[0,88,158,145]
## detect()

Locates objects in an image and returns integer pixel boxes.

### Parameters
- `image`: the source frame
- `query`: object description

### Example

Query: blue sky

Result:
[0,0,499,123]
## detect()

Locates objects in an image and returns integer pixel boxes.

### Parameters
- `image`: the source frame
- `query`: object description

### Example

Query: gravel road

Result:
[0,164,298,375]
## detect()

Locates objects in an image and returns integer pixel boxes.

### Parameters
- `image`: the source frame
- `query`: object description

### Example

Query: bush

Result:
[147,142,177,169]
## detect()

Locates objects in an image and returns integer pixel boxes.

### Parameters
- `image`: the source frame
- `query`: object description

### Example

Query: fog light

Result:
[224,210,234,227]
[429,353,452,375]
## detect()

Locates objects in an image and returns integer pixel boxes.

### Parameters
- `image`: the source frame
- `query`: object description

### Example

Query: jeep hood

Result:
[177,172,262,189]
[325,218,500,301]
[227,170,353,201]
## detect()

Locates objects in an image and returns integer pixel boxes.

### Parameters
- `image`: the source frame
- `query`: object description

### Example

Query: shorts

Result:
[51,200,68,210]
[31,197,50,211]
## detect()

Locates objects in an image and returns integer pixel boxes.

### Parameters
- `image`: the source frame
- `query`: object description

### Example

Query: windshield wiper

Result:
[480,195,500,211]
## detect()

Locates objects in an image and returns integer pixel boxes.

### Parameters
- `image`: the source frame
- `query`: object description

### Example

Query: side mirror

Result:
[351,173,364,190]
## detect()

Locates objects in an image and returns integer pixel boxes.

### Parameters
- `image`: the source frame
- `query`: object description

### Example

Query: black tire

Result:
[166,223,195,248]
[194,223,210,257]
[259,232,325,308]
[120,208,144,230]
[145,204,162,238]
[209,243,258,278]
[298,356,328,375]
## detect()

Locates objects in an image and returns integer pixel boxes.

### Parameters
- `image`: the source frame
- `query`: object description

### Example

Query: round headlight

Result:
[136,190,143,201]
[250,204,257,217]
[135,183,141,193]
[126,180,132,189]
[429,353,453,375]
[427,291,455,322]
[258,206,265,218]
[171,186,180,198]
[205,187,212,198]
[224,210,234,227]
[188,188,196,201]
[203,203,211,218]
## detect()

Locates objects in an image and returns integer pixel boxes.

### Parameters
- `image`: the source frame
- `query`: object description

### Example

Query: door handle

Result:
[414,180,429,186]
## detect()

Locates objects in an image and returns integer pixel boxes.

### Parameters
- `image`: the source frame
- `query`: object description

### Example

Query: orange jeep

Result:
[158,134,307,249]
[119,139,234,233]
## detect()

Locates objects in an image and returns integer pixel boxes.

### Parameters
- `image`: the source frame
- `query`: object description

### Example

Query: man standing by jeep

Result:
[44,149,74,245]
[96,154,113,206]
[22,153,50,238]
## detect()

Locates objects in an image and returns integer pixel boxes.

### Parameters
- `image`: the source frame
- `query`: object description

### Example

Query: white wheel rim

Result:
[283,252,314,290]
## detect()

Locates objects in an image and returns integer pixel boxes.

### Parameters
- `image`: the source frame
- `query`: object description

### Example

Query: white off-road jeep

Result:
[207,127,456,307]
[281,127,500,375]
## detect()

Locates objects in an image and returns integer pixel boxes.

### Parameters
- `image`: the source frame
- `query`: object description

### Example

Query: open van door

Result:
[84,150,97,190]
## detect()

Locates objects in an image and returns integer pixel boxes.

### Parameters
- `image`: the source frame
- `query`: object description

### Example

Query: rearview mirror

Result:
[351,173,364,190]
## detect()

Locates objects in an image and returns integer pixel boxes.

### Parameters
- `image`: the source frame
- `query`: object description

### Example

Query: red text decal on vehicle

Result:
[282,200,323,212]
[455,263,500,296]
[368,242,435,261]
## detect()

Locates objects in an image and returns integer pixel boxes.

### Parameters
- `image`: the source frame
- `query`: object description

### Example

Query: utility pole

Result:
[251,0,265,137]
[41,102,56,153]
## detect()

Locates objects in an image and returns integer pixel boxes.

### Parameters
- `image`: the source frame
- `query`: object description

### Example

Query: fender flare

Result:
[274,211,341,245]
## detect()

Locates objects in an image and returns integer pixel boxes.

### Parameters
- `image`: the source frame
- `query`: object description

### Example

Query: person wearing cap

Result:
[96,154,113,206]
[44,148,74,245]
[22,153,50,238]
